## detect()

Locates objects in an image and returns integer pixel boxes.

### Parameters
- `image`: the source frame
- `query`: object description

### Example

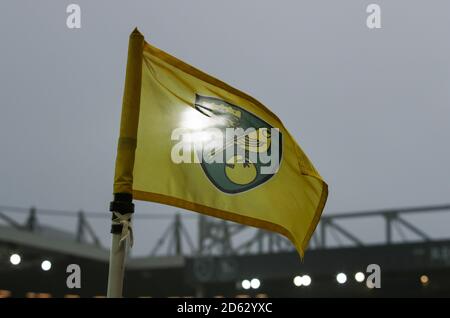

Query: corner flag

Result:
[113,28,328,258]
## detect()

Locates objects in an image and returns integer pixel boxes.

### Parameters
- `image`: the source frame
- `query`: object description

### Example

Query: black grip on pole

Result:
[109,193,134,234]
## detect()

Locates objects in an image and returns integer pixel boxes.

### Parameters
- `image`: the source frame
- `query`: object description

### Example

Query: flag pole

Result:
[107,226,126,296]
[107,28,144,298]
[107,193,134,297]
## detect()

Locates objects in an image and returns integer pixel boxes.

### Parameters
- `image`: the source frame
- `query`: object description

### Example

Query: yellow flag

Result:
[113,28,328,257]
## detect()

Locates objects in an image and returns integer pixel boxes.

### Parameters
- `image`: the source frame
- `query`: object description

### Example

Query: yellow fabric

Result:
[113,28,144,194]
[113,29,328,257]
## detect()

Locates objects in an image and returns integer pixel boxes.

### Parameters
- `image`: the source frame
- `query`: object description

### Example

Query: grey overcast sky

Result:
[0,1,449,255]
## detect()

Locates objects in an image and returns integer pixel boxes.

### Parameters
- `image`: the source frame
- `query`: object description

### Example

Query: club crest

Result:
[194,94,282,194]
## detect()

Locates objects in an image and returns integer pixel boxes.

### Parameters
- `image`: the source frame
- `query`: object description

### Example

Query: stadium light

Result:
[420,275,429,285]
[336,273,347,284]
[293,275,303,287]
[250,278,261,289]
[302,275,311,287]
[241,279,251,290]
[10,254,21,265]
[293,275,311,287]
[41,260,52,271]
[355,272,365,283]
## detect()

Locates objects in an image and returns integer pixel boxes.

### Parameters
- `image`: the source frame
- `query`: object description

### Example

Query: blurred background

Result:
[0,0,449,297]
